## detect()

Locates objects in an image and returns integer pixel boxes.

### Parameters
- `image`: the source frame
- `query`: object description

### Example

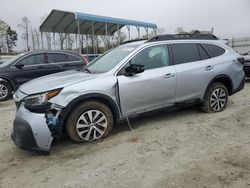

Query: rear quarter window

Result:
[201,44,226,58]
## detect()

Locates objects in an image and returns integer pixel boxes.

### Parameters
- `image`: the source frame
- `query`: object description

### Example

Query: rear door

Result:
[46,53,83,71]
[65,53,85,69]
[171,42,214,102]
[117,44,176,117]
[45,53,67,73]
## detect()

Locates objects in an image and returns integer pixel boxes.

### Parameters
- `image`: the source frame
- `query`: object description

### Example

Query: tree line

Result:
[0,20,18,54]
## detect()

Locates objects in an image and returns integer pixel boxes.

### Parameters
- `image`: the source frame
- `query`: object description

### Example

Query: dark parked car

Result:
[82,54,100,62]
[243,52,250,77]
[0,50,87,101]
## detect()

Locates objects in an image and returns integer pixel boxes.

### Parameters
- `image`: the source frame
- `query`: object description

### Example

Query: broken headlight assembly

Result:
[23,88,62,113]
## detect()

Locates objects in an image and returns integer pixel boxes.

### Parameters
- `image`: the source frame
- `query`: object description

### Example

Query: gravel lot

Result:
[1,81,250,188]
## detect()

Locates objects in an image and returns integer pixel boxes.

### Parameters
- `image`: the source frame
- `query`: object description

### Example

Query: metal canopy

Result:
[40,9,157,36]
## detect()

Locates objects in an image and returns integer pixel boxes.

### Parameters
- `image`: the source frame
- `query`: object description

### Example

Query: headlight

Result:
[23,89,62,106]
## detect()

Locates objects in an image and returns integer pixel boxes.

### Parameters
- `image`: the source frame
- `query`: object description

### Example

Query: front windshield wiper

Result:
[81,67,92,73]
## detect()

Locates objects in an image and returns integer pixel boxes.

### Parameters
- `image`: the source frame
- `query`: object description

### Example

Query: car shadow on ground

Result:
[49,105,201,155]
[245,78,250,83]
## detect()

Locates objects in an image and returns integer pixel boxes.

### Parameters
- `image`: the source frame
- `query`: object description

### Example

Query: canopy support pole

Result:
[105,22,108,51]
[136,27,140,39]
[117,24,120,45]
[53,33,56,49]
[41,32,44,50]
[86,35,89,54]
[75,34,77,49]
[145,27,149,39]
[77,19,81,53]
[153,28,157,36]
[111,36,114,48]
[92,21,96,54]
[126,25,130,40]
[66,34,68,49]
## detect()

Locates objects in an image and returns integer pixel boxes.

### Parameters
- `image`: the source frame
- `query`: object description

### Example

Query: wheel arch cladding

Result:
[61,93,120,132]
[205,75,233,98]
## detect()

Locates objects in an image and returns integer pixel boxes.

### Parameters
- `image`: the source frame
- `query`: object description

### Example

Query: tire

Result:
[0,81,12,101]
[66,101,113,142]
[201,82,228,113]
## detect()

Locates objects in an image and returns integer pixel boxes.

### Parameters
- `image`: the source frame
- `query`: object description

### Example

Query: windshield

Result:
[0,54,24,68]
[85,45,139,73]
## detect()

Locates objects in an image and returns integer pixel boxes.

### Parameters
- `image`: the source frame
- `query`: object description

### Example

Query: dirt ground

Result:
[1,81,250,188]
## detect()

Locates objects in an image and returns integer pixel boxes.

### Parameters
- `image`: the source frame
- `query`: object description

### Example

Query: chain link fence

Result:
[228,37,250,55]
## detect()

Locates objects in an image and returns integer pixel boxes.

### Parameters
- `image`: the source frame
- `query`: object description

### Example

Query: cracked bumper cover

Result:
[11,104,54,154]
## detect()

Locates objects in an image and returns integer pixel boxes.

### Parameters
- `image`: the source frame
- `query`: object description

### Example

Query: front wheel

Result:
[0,81,12,101]
[66,101,113,142]
[201,82,228,113]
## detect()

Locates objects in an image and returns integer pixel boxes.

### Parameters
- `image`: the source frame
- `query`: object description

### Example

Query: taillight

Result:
[237,57,245,64]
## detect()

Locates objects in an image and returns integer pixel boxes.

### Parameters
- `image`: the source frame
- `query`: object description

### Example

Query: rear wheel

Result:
[201,82,228,113]
[66,101,113,142]
[0,81,12,101]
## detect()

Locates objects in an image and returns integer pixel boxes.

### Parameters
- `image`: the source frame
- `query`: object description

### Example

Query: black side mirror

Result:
[237,57,245,64]
[125,64,145,76]
[14,63,24,69]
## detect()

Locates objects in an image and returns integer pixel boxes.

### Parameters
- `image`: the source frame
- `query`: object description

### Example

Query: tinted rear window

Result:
[172,43,200,64]
[67,54,81,61]
[47,54,67,63]
[201,44,225,58]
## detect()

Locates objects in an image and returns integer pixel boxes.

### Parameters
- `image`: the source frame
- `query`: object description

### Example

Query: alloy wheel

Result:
[210,88,227,112]
[0,84,8,100]
[76,110,108,141]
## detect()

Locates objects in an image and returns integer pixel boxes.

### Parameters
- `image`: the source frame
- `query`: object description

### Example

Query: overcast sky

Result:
[0,0,250,50]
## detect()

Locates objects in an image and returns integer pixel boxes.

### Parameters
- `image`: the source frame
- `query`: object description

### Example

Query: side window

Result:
[17,54,44,66]
[201,44,226,58]
[172,43,200,65]
[67,54,81,61]
[198,44,210,60]
[47,53,68,63]
[130,45,169,70]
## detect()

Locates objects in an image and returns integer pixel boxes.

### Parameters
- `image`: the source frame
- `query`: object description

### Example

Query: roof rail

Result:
[147,34,218,42]
[122,38,147,45]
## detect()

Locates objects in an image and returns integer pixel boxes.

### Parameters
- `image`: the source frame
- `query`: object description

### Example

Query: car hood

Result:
[0,67,11,73]
[19,70,98,95]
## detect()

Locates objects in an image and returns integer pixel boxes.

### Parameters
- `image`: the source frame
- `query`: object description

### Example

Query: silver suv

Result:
[11,34,245,153]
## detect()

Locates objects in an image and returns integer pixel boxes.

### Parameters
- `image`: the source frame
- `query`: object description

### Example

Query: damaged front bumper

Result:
[11,103,62,154]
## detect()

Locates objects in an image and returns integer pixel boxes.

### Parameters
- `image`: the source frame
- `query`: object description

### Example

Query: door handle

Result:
[205,65,214,71]
[164,73,175,78]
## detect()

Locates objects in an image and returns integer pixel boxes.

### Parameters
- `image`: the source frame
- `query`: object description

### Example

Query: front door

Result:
[117,44,176,117]
[12,53,49,86]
